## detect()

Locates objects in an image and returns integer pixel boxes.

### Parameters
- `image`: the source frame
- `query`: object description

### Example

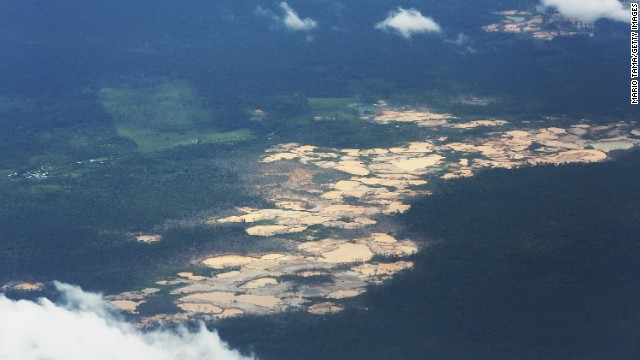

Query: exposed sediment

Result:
[109,104,640,324]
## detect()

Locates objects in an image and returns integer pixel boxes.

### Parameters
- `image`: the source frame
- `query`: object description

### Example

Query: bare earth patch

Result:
[110,103,640,325]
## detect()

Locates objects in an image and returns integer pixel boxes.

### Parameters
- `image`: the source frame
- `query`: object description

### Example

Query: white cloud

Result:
[279,2,317,31]
[446,33,477,54]
[375,8,442,39]
[0,282,253,360]
[540,0,629,23]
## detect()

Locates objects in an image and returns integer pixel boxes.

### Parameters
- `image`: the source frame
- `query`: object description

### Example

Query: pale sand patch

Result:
[459,158,469,166]
[476,145,503,157]
[389,142,433,154]
[369,233,397,243]
[500,137,532,150]
[590,140,636,152]
[366,238,418,256]
[180,291,236,304]
[393,155,443,172]
[383,202,411,214]
[217,271,242,279]
[321,191,343,200]
[351,261,414,276]
[504,130,530,138]
[631,130,640,136]
[334,180,361,191]
[110,300,143,312]
[299,215,334,225]
[351,264,381,276]
[202,255,257,269]
[534,130,559,141]
[356,177,427,187]
[313,161,339,169]
[417,119,451,126]
[177,272,206,281]
[540,140,584,149]
[528,149,607,164]
[236,294,282,308]
[406,142,434,153]
[460,169,474,177]
[453,119,509,128]
[547,127,566,134]
[142,288,161,295]
[179,292,282,311]
[473,158,522,169]
[8,282,44,291]
[246,225,307,236]
[215,308,244,318]
[371,148,390,155]
[298,238,346,253]
[262,152,298,163]
[115,289,158,301]
[441,172,459,180]
[275,200,307,211]
[177,303,223,314]
[320,243,374,263]
[564,128,584,138]
[379,261,414,271]
[339,148,361,156]
[340,185,379,198]
[373,109,456,124]
[261,253,286,260]
[335,161,370,176]
[136,234,161,243]
[297,270,330,277]
[327,289,365,299]
[239,212,268,222]
[296,145,317,153]
[219,211,266,223]
[323,204,371,215]
[308,302,344,314]
[241,277,279,289]
[445,142,479,153]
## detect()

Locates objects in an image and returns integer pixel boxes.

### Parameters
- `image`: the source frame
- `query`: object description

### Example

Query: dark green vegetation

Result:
[217,150,640,360]
[0,144,269,293]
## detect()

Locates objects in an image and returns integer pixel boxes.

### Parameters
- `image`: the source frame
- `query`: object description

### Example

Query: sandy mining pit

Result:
[109,104,640,325]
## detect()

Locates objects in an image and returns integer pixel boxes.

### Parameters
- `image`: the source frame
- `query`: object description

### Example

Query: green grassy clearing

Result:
[308,97,359,121]
[101,80,254,153]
